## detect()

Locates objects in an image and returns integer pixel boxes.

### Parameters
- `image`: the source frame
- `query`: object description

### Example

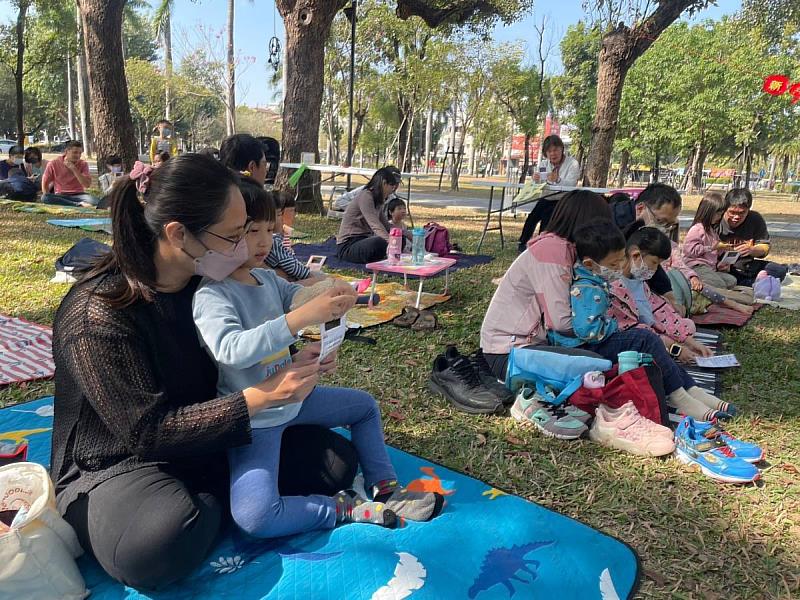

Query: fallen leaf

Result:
[360,367,372,373]
[475,433,487,446]
[388,411,405,421]
[504,434,525,447]
[780,463,799,475]
[644,568,667,587]
[404,359,420,367]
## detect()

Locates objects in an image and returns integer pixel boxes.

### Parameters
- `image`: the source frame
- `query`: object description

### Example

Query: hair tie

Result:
[240,170,251,178]
[130,161,154,194]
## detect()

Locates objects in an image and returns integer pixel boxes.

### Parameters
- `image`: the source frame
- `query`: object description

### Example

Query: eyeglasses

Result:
[200,219,253,248]
[646,206,678,230]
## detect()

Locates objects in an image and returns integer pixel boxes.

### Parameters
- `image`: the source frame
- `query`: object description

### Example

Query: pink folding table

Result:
[364,256,457,308]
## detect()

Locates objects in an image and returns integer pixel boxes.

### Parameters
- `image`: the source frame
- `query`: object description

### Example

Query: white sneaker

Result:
[589,402,675,457]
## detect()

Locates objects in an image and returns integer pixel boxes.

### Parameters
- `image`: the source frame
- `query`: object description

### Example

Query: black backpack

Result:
[609,196,637,232]
[55,237,111,275]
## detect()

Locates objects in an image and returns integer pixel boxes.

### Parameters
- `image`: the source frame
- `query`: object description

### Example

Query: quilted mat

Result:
[1,397,641,599]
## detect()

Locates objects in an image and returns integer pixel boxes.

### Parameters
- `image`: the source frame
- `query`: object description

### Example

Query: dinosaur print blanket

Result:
[0,397,641,599]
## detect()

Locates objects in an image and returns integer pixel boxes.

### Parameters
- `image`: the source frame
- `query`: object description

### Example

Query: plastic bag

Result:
[0,462,88,599]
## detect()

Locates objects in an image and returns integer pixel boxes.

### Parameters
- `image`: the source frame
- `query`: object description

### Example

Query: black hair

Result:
[694,191,729,233]
[725,187,753,209]
[219,134,265,172]
[607,192,630,204]
[625,221,672,260]
[65,140,83,151]
[574,220,625,262]
[385,197,406,217]
[24,147,42,163]
[239,178,276,224]
[155,152,171,163]
[197,147,219,160]
[365,166,401,208]
[542,135,564,153]
[636,182,681,210]
[8,145,23,156]
[275,190,296,212]
[83,153,240,308]
[107,155,122,166]
[544,190,612,243]
[157,119,172,127]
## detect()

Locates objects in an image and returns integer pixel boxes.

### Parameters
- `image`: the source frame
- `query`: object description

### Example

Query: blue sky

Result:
[2,0,740,106]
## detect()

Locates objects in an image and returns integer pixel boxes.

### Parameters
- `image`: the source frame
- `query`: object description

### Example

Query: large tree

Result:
[274,0,531,212]
[77,0,137,170]
[582,0,713,186]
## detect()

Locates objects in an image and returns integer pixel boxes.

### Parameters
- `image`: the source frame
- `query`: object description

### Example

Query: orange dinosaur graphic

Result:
[405,467,456,496]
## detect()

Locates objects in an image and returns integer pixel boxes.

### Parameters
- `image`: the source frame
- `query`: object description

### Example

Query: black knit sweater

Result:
[50,273,252,510]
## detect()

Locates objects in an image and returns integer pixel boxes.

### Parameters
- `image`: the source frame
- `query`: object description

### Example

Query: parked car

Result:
[0,139,19,153]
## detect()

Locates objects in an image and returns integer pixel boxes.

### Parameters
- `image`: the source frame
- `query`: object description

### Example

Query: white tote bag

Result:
[0,462,88,600]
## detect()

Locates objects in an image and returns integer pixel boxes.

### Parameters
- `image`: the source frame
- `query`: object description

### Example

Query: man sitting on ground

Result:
[718,187,785,285]
[0,145,25,180]
[41,140,100,207]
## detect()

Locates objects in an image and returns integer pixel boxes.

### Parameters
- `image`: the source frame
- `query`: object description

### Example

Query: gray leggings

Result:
[692,263,738,290]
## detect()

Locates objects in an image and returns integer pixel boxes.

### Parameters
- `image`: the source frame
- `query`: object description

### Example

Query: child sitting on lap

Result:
[547,220,626,347]
[192,182,443,539]
[610,223,713,365]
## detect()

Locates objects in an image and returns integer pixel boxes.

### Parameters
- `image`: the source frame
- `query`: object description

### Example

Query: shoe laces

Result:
[469,351,493,377]
[714,443,736,458]
[452,357,482,388]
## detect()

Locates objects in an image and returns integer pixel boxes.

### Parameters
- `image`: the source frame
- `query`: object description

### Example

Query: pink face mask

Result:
[186,236,249,281]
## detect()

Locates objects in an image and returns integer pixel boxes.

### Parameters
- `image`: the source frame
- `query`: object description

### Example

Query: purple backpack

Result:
[424,222,452,256]
[754,270,781,301]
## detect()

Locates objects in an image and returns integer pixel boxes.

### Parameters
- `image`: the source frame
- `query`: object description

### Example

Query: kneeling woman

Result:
[50,154,363,590]
[480,190,728,425]
[336,166,402,263]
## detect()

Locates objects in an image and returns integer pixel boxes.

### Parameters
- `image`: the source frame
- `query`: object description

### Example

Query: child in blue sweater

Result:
[548,220,627,347]
[193,183,443,539]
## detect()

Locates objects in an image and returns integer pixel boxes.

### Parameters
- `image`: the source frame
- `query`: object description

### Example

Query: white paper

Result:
[319,316,347,362]
[718,251,740,266]
[695,354,740,368]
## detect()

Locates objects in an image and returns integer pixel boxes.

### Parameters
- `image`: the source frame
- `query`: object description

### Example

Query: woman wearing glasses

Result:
[48,154,360,589]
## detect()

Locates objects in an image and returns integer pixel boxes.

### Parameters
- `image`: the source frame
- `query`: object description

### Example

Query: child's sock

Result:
[334,490,398,528]
[668,387,719,421]
[373,479,444,522]
[688,386,735,416]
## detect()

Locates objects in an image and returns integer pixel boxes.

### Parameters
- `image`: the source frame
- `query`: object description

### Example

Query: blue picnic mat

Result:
[1,397,640,599]
[292,236,494,277]
[47,218,113,234]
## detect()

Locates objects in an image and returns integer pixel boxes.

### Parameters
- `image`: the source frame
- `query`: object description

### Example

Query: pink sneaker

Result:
[601,402,674,440]
[590,402,675,457]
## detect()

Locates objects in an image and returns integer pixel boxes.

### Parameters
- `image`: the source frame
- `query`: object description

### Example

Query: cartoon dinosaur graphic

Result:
[467,541,555,598]
[481,487,508,500]
[228,528,343,566]
[405,466,456,496]
[0,427,51,445]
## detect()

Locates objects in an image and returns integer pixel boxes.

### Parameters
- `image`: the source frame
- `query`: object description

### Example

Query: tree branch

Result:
[395,0,499,28]
[629,1,709,65]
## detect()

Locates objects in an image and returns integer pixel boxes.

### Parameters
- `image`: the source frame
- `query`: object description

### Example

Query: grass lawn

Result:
[1,204,798,598]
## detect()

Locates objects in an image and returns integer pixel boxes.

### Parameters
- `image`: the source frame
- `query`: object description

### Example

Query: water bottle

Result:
[617,351,640,374]
[387,227,403,264]
[412,227,426,265]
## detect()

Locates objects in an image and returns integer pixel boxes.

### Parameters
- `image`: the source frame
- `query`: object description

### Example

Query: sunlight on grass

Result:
[1,204,798,598]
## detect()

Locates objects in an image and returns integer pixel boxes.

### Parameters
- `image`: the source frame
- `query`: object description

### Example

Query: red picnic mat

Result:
[691,302,763,327]
[0,314,55,385]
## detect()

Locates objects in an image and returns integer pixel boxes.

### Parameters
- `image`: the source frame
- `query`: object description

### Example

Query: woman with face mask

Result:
[150,118,178,164]
[49,154,360,590]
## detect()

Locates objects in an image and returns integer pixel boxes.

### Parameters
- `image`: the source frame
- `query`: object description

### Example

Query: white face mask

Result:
[13,158,23,166]
[630,256,655,281]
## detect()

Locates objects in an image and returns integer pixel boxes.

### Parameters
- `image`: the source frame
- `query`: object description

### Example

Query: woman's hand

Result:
[243,360,319,416]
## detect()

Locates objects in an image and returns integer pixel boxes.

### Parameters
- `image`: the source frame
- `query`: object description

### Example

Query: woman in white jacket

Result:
[533,135,581,186]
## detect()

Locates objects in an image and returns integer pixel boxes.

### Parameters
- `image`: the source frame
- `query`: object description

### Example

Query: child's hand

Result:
[689,276,703,292]
[245,360,319,412]
[685,336,713,358]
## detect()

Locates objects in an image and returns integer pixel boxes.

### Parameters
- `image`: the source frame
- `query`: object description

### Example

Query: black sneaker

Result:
[444,346,514,406]
[428,355,504,415]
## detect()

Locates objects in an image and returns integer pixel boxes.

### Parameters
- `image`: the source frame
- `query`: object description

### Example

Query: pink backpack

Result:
[424,222,452,255]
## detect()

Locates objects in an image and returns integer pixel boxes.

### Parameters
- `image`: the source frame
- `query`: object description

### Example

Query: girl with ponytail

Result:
[50,153,360,590]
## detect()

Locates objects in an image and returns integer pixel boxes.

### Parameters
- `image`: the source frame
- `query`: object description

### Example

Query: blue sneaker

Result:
[674,417,761,484]
[693,419,764,464]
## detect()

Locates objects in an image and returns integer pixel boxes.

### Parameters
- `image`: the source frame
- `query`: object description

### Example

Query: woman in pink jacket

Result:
[480,191,731,422]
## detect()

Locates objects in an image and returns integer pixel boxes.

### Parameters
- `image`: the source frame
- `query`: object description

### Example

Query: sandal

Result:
[411,309,437,331]
[393,306,420,328]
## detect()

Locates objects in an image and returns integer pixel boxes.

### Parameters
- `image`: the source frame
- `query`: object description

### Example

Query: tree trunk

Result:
[679,146,695,191]
[518,133,531,184]
[66,53,75,139]
[76,6,93,156]
[744,145,752,189]
[616,149,630,187]
[226,0,236,135]
[14,1,28,146]
[396,100,412,170]
[274,0,344,213]
[584,2,698,186]
[780,153,790,193]
[78,0,137,172]
[351,107,367,155]
[424,106,433,173]
[690,141,707,192]
[163,12,172,121]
